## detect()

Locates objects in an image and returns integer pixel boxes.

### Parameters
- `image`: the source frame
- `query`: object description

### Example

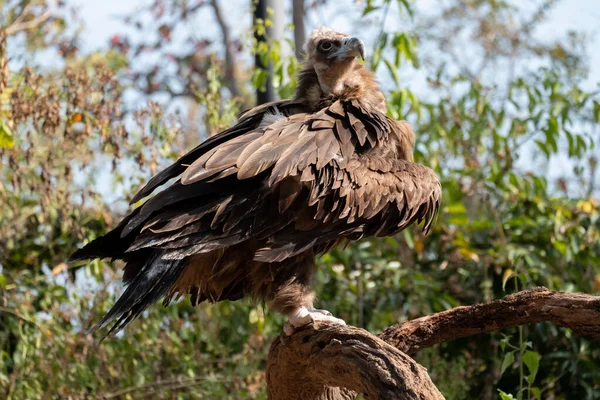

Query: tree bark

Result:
[380,287,600,355]
[266,287,600,399]
[210,0,240,100]
[0,30,6,93]
[292,0,306,60]
[253,0,275,104]
[267,323,445,400]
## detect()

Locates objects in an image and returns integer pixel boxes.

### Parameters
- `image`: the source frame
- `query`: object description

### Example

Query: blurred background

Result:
[1,0,599,398]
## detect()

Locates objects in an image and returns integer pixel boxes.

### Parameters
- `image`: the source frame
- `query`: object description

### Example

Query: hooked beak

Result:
[331,36,366,61]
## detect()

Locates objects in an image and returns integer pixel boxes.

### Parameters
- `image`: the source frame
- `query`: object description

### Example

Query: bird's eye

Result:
[319,41,333,52]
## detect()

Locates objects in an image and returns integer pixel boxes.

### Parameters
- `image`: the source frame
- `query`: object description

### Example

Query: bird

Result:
[68,27,442,337]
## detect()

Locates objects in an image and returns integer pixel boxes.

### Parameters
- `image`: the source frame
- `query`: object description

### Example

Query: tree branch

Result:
[266,288,600,399]
[380,287,600,354]
[209,0,240,101]
[5,7,52,36]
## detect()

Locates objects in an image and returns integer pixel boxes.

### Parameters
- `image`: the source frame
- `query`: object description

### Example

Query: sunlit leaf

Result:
[498,390,517,400]
[0,119,14,149]
[502,269,515,291]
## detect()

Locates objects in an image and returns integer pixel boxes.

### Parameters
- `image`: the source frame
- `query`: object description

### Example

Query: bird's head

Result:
[296,28,384,111]
[304,28,366,68]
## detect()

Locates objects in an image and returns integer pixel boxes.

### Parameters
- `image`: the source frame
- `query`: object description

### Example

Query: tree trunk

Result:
[266,287,600,399]
[0,30,7,92]
[267,323,444,400]
[253,0,275,104]
[210,0,240,101]
[292,0,305,60]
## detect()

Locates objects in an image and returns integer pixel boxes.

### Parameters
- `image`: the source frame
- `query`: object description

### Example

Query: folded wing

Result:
[118,99,440,263]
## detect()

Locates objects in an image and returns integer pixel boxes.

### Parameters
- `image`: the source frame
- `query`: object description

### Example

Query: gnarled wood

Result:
[380,287,600,355]
[267,323,445,400]
[267,288,600,399]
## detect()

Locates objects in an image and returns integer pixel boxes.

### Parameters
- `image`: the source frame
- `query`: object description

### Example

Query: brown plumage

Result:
[68,28,442,336]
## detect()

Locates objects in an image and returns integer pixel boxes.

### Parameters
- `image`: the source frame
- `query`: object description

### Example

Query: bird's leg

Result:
[283,305,346,335]
[268,255,346,335]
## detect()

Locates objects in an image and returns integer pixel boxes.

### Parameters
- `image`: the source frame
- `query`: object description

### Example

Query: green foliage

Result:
[0,119,13,149]
[1,0,600,399]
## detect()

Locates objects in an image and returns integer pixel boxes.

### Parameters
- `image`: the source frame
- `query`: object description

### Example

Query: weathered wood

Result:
[266,288,600,399]
[380,287,600,354]
[266,323,445,400]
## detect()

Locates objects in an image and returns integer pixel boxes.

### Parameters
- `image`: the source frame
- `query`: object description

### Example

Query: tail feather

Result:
[67,209,140,263]
[67,229,126,262]
[88,251,185,339]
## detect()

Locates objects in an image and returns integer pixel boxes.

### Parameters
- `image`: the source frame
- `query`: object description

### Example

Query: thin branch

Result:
[0,306,45,331]
[6,10,52,36]
[102,376,231,399]
[8,2,35,27]
[209,0,240,100]
[379,287,600,355]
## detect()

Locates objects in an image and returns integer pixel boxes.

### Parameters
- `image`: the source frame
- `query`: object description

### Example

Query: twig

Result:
[102,376,231,399]
[7,2,35,27]
[6,11,52,36]
[0,306,45,331]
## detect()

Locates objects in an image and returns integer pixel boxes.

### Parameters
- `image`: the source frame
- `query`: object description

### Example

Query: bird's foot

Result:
[283,306,346,335]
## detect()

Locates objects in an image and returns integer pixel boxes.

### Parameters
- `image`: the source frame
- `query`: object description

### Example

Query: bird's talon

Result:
[285,306,346,335]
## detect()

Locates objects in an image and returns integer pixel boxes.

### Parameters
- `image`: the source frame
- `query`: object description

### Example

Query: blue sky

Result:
[72,0,600,88]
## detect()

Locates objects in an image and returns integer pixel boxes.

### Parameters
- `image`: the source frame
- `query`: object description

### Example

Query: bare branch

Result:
[6,5,52,36]
[8,2,35,27]
[209,0,240,101]
[380,287,600,355]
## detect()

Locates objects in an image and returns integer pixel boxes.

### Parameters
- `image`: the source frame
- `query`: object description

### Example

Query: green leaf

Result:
[371,48,382,70]
[501,351,515,375]
[392,33,405,67]
[397,0,414,17]
[499,335,511,352]
[593,100,600,122]
[553,240,568,255]
[251,69,268,92]
[0,119,14,149]
[384,59,400,86]
[523,350,540,383]
[362,1,379,15]
[0,274,6,288]
[402,230,414,249]
[498,389,517,400]
[446,202,466,214]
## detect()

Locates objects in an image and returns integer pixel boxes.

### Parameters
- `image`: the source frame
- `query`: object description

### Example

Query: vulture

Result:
[69,28,441,336]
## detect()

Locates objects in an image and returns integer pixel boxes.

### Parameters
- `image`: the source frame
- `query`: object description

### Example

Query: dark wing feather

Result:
[254,157,441,263]
[130,100,306,204]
